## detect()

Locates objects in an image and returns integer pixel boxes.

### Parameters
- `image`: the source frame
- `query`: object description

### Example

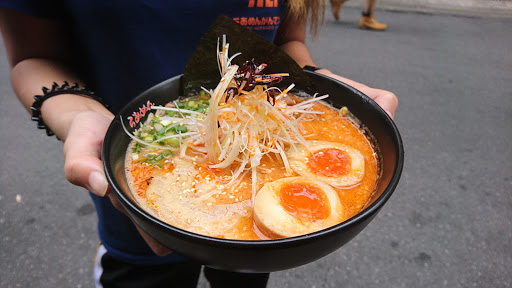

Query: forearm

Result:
[275,9,318,69]
[278,40,317,68]
[11,58,111,140]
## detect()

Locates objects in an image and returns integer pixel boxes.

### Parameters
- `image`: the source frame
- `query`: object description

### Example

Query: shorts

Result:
[94,244,270,288]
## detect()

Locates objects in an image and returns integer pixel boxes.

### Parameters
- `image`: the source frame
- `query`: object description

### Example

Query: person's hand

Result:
[62,110,172,256]
[63,110,113,196]
[316,69,398,119]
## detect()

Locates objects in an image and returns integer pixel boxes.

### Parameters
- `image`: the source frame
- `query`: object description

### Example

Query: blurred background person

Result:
[331,0,387,30]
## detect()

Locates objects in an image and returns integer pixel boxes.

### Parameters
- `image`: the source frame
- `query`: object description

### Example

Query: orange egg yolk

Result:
[279,182,331,222]
[307,148,351,177]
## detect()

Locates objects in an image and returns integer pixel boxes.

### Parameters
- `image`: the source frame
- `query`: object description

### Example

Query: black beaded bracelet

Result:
[303,65,323,72]
[30,81,107,137]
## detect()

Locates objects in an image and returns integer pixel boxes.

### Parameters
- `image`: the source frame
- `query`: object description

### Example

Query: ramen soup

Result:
[123,39,380,240]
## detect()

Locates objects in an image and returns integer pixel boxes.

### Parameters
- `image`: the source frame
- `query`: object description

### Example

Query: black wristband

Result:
[303,65,322,72]
[30,81,108,137]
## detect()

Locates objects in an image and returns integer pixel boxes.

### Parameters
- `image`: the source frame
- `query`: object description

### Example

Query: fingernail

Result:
[89,171,108,197]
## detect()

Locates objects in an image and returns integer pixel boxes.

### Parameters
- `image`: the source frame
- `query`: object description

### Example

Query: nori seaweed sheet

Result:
[182,14,315,96]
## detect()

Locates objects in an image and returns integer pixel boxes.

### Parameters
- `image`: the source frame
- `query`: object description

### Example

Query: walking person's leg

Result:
[360,0,387,30]
[330,0,349,21]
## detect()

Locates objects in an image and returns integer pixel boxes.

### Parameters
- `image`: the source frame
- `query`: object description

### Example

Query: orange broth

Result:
[126,100,380,240]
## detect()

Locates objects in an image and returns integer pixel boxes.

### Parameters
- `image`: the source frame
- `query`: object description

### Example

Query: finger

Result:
[370,89,399,119]
[107,191,127,216]
[134,224,173,256]
[315,71,398,118]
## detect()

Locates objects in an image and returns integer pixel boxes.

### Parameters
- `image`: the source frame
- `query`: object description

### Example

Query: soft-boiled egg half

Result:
[253,176,343,238]
[286,140,365,188]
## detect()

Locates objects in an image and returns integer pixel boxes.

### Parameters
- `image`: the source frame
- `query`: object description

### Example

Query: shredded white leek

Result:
[151,106,205,116]
[124,36,328,207]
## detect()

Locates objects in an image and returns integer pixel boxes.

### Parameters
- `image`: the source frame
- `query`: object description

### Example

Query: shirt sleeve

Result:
[0,0,66,19]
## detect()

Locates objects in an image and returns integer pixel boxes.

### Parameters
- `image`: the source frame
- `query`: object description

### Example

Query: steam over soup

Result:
[123,38,380,240]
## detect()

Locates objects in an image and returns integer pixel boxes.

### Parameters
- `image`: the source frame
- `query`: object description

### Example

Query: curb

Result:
[340,0,512,18]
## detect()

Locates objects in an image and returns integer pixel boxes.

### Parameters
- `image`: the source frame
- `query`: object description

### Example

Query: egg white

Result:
[286,140,365,188]
[253,176,344,238]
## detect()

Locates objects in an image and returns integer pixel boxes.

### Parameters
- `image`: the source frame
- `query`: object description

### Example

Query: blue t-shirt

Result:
[3,0,286,265]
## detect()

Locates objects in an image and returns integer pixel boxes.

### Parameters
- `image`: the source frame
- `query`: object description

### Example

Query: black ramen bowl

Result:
[103,71,404,272]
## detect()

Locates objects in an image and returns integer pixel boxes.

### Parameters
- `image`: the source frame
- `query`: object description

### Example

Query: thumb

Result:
[63,111,112,196]
[65,154,109,197]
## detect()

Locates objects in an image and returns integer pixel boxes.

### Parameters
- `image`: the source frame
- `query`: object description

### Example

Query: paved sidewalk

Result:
[343,0,512,18]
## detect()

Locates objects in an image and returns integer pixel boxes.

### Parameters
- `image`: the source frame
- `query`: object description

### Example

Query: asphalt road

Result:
[1,7,511,288]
